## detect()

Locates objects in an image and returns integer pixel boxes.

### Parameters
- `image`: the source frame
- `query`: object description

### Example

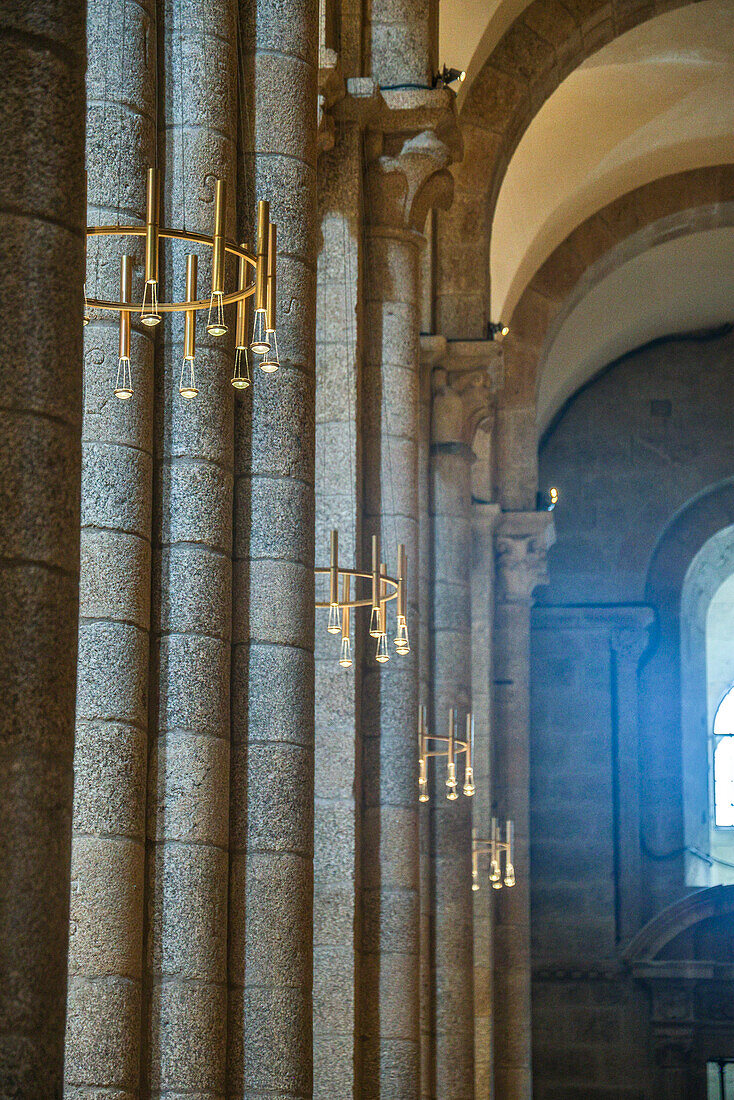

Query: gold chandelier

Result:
[472,819,515,891]
[418,705,475,802]
[316,531,409,667]
[84,168,279,399]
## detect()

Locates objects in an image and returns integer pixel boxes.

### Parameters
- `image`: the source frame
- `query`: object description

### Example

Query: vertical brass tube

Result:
[329,530,339,607]
[466,712,473,773]
[211,179,226,294]
[235,252,249,349]
[266,222,277,331]
[119,255,132,360]
[472,828,478,880]
[397,543,406,619]
[448,708,455,770]
[144,166,159,285]
[184,254,197,360]
[255,199,269,312]
[371,534,380,615]
[506,820,514,864]
[379,563,388,635]
[342,574,351,639]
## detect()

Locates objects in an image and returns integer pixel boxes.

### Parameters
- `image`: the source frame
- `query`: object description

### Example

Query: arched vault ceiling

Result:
[492,0,734,324]
[539,224,734,433]
[440,0,533,107]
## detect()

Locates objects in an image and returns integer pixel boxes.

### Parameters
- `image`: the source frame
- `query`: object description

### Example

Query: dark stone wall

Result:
[531,328,734,1099]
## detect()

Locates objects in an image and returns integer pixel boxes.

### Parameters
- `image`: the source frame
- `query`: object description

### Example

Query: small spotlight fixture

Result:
[433,64,466,88]
[537,487,559,512]
[488,320,509,340]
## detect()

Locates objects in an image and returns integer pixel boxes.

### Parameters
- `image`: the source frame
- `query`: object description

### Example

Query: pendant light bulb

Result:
[446,761,458,800]
[140,279,161,327]
[179,356,198,399]
[251,308,270,354]
[339,636,353,668]
[489,859,501,884]
[463,766,475,798]
[376,633,390,663]
[115,356,133,399]
[492,879,503,890]
[232,346,251,390]
[206,290,228,337]
[504,864,516,888]
[369,606,381,638]
[472,871,480,893]
[328,602,341,634]
[260,329,280,373]
[394,614,409,653]
[418,776,429,803]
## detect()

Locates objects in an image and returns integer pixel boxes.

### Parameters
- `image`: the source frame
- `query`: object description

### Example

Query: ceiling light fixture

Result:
[85,168,278,399]
[316,531,409,668]
[418,705,475,802]
[472,819,515,891]
[433,64,466,87]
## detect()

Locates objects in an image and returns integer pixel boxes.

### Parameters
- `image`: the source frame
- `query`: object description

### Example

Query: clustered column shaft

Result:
[229,0,318,1092]
[429,435,475,1098]
[64,1,157,1094]
[493,514,553,1100]
[360,225,422,1098]
[0,0,86,1096]
[143,0,237,1093]
[313,122,363,1097]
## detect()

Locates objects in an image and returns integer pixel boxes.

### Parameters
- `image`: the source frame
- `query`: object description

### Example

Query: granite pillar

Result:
[360,210,423,1100]
[313,117,363,1098]
[144,0,237,1093]
[429,369,475,1099]
[229,0,318,1091]
[493,513,554,1100]
[0,1,85,1095]
[64,2,156,1094]
[471,500,501,1100]
[418,336,444,1100]
[360,98,457,1100]
[367,0,436,88]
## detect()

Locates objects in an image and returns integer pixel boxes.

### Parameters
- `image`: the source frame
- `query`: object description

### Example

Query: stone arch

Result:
[639,481,734,917]
[488,165,734,507]
[434,0,703,338]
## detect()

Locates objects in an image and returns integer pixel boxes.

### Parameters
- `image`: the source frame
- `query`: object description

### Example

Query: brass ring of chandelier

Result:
[314,568,399,610]
[84,225,256,314]
[84,168,279,398]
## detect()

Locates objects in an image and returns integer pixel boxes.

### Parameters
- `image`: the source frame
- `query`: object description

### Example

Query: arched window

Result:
[714,686,734,827]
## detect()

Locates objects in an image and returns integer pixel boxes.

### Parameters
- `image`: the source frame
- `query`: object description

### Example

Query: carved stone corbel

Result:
[495,512,555,604]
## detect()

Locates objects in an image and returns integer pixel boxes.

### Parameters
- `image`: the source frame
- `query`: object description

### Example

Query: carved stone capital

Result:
[495,512,555,604]
[363,89,462,234]
[427,339,503,448]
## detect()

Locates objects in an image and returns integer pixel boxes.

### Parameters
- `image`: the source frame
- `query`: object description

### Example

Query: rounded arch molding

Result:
[500,165,734,422]
[434,0,707,340]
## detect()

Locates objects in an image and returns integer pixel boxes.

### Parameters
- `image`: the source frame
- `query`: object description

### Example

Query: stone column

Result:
[229,0,318,1092]
[359,98,457,1099]
[493,513,554,1100]
[610,614,653,944]
[64,3,156,1095]
[0,2,85,1096]
[313,116,363,1097]
[144,0,237,1094]
[367,0,436,88]
[418,337,445,1100]
[429,368,475,1099]
[471,500,501,1100]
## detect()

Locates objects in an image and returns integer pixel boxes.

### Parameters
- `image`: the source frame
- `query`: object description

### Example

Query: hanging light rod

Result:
[472,819,515,891]
[84,168,280,396]
[315,530,410,668]
[418,705,475,802]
